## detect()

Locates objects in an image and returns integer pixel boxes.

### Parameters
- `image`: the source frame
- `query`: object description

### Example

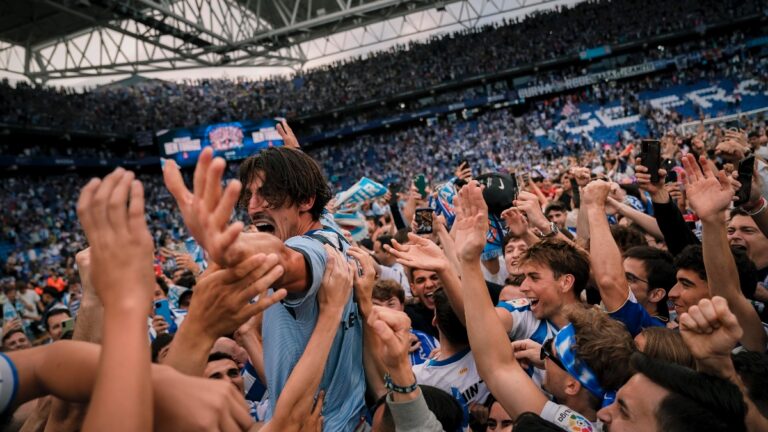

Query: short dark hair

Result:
[610,225,648,252]
[44,308,71,330]
[433,289,468,347]
[174,270,197,289]
[732,351,768,417]
[623,246,675,318]
[519,239,591,298]
[372,279,405,305]
[376,235,394,249]
[238,147,331,220]
[630,353,747,432]
[378,385,463,432]
[394,228,410,245]
[207,351,236,364]
[156,276,169,296]
[151,333,174,363]
[502,231,524,250]
[2,328,26,344]
[673,245,706,281]
[514,412,563,431]
[544,202,567,216]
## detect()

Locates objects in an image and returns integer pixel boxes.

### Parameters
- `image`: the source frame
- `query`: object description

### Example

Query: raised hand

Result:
[679,296,742,373]
[317,245,354,312]
[162,148,244,267]
[184,254,286,340]
[716,129,749,162]
[453,181,489,262]
[455,161,472,183]
[347,247,376,313]
[277,119,300,150]
[682,153,734,221]
[368,306,413,371]
[570,167,591,187]
[635,157,668,197]
[385,233,449,273]
[500,207,529,237]
[76,168,154,310]
[581,180,611,209]
[511,339,544,370]
[512,190,549,232]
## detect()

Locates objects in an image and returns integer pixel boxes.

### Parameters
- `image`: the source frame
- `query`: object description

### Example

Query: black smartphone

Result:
[414,208,434,234]
[640,139,662,184]
[455,159,471,187]
[570,177,580,208]
[665,170,678,183]
[414,174,428,199]
[735,155,755,206]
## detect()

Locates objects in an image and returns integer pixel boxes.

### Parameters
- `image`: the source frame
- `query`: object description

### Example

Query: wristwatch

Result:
[384,373,418,394]
[538,221,560,238]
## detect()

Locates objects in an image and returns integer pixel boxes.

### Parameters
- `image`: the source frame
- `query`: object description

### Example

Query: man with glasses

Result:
[582,181,673,336]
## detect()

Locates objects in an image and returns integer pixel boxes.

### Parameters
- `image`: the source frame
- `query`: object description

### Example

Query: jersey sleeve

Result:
[540,401,597,432]
[0,353,19,418]
[608,290,665,337]
[496,298,540,341]
[283,235,328,307]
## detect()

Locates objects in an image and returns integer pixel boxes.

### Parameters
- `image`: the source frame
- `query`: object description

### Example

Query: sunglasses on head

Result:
[540,338,566,371]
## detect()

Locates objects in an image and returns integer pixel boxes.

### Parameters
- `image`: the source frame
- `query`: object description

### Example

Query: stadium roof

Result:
[0,0,564,83]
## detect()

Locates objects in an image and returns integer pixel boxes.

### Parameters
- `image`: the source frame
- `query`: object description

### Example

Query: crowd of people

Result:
[0,0,763,134]
[2,0,768,430]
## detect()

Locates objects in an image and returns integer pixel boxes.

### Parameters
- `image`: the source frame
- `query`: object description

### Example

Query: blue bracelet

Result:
[384,373,418,394]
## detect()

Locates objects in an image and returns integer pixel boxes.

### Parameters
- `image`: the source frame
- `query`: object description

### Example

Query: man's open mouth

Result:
[252,218,276,234]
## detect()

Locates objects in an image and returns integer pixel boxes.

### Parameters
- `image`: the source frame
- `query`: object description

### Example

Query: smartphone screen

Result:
[414,208,434,234]
[735,155,755,206]
[640,139,662,184]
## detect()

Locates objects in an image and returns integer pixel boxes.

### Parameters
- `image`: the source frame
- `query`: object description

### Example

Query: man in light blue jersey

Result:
[164,146,365,431]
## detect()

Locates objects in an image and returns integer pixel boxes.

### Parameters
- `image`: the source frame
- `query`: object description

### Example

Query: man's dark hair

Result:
[433,289,468,346]
[513,412,563,431]
[519,238,591,298]
[623,246,675,318]
[732,351,768,417]
[151,333,174,363]
[610,225,648,252]
[42,286,60,301]
[376,235,394,249]
[156,276,169,296]
[238,147,331,220]
[544,202,567,216]
[378,385,463,432]
[44,308,71,331]
[174,270,197,289]
[502,231,524,250]
[673,245,707,281]
[394,228,410,245]
[630,353,747,432]
[2,328,25,345]
[729,207,751,220]
[207,351,236,364]
[372,279,405,305]
[731,246,757,300]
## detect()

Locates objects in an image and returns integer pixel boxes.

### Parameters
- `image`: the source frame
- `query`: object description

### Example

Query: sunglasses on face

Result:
[540,338,566,371]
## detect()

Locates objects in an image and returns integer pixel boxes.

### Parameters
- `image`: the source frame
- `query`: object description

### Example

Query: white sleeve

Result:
[0,353,18,417]
[540,401,598,432]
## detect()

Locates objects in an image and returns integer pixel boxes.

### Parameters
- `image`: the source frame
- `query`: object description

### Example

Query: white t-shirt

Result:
[481,256,509,286]
[540,401,603,431]
[412,348,490,410]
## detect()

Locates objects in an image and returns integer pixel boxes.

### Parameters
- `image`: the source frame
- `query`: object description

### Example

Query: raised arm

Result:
[163,256,286,375]
[455,182,548,419]
[76,169,155,432]
[386,233,465,325]
[683,154,767,352]
[581,181,631,312]
[679,297,768,432]
[606,197,663,240]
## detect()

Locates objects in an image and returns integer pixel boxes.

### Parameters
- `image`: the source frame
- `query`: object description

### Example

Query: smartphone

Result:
[665,170,678,183]
[414,208,434,234]
[61,317,75,335]
[414,174,428,199]
[154,299,178,334]
[455,160,470,187]
[521,172,531,185]
[640,139,662,184]
[735,155,755,206]
[570,177,580,208]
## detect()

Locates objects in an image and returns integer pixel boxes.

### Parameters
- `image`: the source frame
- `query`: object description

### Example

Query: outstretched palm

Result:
[454,182,489,262]
[682,154,733,221]
[387,233,448,272]
[163,148,244,267]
